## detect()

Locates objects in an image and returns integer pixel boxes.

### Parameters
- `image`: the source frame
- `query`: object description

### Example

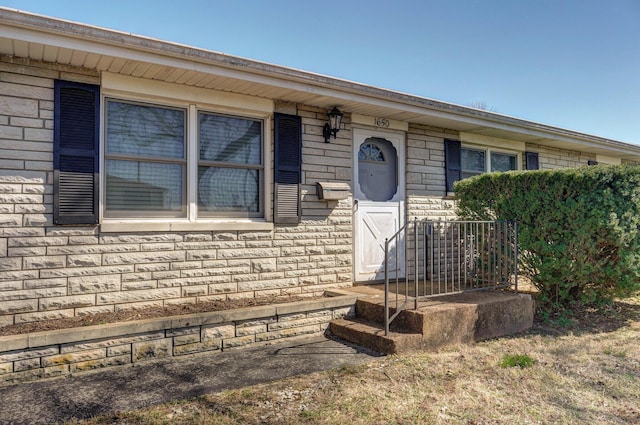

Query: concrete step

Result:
[397,291,534,343]
[329,318,423,355]
[331,291,534,354]
[355,298,424,334]
[354,298,386,324]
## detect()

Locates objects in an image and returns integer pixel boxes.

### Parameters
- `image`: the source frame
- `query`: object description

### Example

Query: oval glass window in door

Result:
[357,137,398,201]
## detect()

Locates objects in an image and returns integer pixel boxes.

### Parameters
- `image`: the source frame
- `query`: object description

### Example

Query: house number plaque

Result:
[375,117,390,128]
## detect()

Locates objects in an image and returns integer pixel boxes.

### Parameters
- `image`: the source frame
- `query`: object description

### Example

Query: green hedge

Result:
[454,164,640,309]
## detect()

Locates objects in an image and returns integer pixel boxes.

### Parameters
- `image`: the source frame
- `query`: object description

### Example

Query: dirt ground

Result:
[0,295,313,337]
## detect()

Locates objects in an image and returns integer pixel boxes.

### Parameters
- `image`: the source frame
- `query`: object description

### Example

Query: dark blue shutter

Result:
[525,151,539,170]
[444,139,462,192]
[274,113,301,224]
[54,80,100,225]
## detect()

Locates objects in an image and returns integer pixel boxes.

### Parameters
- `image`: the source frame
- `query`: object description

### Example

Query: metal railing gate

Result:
[384,219,518,335]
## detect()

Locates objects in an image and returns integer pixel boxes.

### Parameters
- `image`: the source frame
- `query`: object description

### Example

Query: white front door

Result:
[353,128,405,282]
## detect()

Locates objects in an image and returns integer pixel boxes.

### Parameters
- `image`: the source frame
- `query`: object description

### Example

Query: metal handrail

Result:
[383,219,518,336]
[383,220,411,335]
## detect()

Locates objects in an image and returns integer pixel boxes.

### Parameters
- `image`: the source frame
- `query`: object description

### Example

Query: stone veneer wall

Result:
[291,104,353,289]
[406,123,458,220]
[0,295,356,385]
[525,143,595,169]
[0,56,353,327]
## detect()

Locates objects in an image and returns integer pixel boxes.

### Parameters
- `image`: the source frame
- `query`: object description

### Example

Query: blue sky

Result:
[4,0,639,143]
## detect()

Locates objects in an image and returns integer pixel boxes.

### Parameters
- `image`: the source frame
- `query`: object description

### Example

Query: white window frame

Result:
[99,73,273,232]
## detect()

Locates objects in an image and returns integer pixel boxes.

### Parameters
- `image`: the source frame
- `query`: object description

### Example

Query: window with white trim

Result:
[104,98,264,220]
[461,147,518,179]
[105,100,187,217]
[198,112,263,217]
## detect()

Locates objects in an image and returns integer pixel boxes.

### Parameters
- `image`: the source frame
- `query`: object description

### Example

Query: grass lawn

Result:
[67,295,640,425]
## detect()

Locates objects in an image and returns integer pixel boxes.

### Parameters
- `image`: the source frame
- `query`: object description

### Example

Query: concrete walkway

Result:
[0,336,381,425]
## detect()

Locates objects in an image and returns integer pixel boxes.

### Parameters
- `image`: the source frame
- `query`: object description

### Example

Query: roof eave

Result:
[1,7,639,160]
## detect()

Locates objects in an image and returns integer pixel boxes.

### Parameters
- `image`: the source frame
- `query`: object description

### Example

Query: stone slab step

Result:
[354,298,386,324]
[334,291,535,354]
[355,291,533,335]
[329,318,423,355]
[394,292,534,342]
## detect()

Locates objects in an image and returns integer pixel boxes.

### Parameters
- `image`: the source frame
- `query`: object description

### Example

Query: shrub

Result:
[454,165,640,310]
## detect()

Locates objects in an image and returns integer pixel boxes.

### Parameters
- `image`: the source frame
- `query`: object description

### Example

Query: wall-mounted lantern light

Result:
[323,106,343,143]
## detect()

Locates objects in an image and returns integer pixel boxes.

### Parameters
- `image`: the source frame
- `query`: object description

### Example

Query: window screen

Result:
[198,112,263,216]
[104,100,186,217]
[491,152,518,172]
[462,148,486,178]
